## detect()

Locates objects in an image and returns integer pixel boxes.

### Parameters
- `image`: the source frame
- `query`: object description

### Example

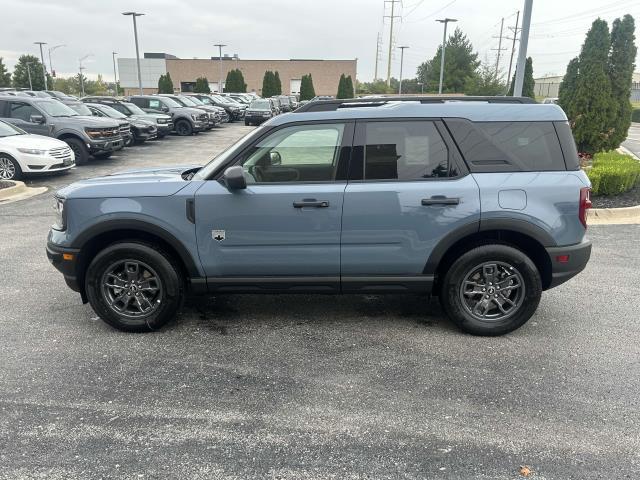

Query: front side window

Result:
[10,102,41,122]
[148,99,164,110]
[363,121,449,180]
[241,123,345,183]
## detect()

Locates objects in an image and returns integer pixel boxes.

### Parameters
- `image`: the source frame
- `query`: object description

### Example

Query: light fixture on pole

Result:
[398,46,409,94]
[34,42,48,90]
[417,82,424,94]
[48,44,65,79]
[78,54,93,97]
[122,11,145,95]
[26,62,33,90]
[214,44,227,93]
[112,52,119,95]
[436,18,457,94]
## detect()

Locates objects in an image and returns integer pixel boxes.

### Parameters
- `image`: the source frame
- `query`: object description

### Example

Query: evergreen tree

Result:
[194,76,211,93]
[571,18,616,153]
[606,14,637,150]
[274,71,282,95]
[262,71,276,97]
[416,28,479,93]
[466,62,507,95]
[299,74,316,100]
[507,57,535,98]
[224,69,247,92]
[0,57,11,87]
[336,74,347,98]
[12,54,48,90]
[165,72,174,93]
[158,73,174,93]
[345,75,355,98]
[558,57,580,116]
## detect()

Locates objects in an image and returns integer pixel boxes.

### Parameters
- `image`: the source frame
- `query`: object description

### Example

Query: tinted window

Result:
[446,119,565,172]
[130,98,148,108]
[10,102,40,122]
[241,124,345,183]
[363,121,449,180]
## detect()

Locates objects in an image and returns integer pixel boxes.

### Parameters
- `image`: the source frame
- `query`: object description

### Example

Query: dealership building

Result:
[118,53,358,97]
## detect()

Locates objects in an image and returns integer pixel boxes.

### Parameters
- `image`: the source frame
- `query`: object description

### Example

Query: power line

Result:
[404,0,456,24]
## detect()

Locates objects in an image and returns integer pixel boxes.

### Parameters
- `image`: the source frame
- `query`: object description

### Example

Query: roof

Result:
[270,101,567,126]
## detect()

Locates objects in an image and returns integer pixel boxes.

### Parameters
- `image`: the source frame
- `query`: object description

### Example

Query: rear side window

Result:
[445,119,565,172]
[364,121,449,180]
[130,98,148,108]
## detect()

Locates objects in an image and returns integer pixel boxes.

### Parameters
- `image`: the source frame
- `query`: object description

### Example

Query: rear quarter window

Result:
[445,119,566,172]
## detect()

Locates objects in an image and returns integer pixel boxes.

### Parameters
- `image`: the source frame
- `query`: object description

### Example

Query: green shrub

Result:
[632,108,640,123]
[587,151,640,195]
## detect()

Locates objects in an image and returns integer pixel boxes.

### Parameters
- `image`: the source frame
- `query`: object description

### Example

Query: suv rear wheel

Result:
[175,119,193,136]
[440,245,542,336]
[85,242,184,332]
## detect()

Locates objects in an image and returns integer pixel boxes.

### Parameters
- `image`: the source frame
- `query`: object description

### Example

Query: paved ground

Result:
[1,124,639,479]
[622,122,640,157]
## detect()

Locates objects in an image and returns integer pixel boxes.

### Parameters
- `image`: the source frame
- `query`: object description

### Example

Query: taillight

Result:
[579,187,592,229]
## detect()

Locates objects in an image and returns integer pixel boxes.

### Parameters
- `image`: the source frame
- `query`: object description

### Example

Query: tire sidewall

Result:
[0,154,22,180]
[175,120,193,136]
[441,245,542,336]
[85,242,183,332]
[65,138,89,165]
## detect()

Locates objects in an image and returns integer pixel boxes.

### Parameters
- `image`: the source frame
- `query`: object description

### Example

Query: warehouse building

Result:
[118,53,357,96]
[534,72,640,100]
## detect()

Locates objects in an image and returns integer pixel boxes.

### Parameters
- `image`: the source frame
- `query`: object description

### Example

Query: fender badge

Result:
[212,230,225,241]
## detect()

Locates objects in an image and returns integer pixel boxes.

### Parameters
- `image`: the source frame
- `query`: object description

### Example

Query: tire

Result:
[85,242,184,332]
[93,152,112,159]
[439,244,542,336]
[65,137,89,165]
[175,120,193,136]
[0,154,22,181]
[245,120,251,126]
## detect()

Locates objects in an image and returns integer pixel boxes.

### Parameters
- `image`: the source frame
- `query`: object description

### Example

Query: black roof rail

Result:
[294,96,537,113]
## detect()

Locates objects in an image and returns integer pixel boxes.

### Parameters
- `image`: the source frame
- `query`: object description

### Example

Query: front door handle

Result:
[421,196,460,206]
[293,199,330,208]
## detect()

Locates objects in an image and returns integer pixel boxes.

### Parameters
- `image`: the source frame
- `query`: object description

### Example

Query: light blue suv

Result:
[47,97,592,335]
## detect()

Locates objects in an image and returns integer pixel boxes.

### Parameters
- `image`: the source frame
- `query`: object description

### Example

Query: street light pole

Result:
[26,63,33,90]
[214,44,226,93]
[48,44,65,82]
[398,46,409,94]
[436,18,457,94]
[34,42,48,90]
[122,12,145,95]
[112,52,119,95]
[78,54,92,97]
[417,82,424,94]
[513,0,533,97]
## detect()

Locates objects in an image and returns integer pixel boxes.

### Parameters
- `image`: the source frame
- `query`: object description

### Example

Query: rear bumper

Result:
[46,241,82,294]
[545,238,592,289]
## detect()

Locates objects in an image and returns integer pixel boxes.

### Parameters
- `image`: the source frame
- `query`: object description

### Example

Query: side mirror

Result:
[222,165,247,190]
[161,106,170,113]
[269,151,282,166]
[30,114,45,124]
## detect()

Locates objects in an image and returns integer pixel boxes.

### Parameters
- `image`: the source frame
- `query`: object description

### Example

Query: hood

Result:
[130,113,169,122]
[60,115,121,128]
[0,134,69,150]
[180,107,208,116]
[57,164,201,199]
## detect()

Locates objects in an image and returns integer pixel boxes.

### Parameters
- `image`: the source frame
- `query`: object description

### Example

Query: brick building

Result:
[118,53,357,97]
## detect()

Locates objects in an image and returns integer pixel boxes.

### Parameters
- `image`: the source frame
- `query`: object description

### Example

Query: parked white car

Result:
[0,120,74,180]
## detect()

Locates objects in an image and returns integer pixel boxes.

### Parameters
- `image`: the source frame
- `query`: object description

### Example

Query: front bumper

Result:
[88,137,123,154]
[46,241,82,294]
[156,122,173,136]
[245,114,272,124]
[193,121,207,132]
[22,152,75,173]
[545,238,592,289]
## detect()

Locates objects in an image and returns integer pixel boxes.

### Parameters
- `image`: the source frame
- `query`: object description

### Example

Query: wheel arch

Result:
[426,222,554,291]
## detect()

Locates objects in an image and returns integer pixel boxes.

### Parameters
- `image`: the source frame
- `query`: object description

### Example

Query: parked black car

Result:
[86,103,157,144]
[128,95,208,136]
[208,95,245,122]
[64,101,132,147]
[81,96,173,138]
[244,98,277,126]
[157,94,219,129]
[183,94,230,123]
[273,95,292,112]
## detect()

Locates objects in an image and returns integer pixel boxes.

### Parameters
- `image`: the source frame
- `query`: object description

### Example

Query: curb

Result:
[0,181,48,204]
[617,145,640,160]
[588,204,640,225]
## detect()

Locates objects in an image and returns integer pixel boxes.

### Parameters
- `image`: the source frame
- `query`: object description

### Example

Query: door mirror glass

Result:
[222,165,247,190]
[30,114,45,124]
[161,106,170,113]
[269,151,282,166]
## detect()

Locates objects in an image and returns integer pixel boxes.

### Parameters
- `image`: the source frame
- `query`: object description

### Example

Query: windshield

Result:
[196,96,213,105]
[37,100,78,117]
[67,103,93,116]
[185,96,204,106]
[193,126,266,180]
[249,100,271,109]
[94,104,126,118]
[160,97,182,108]
[122,102,146,115]
[212,95,232,104]
[0,120,25,137]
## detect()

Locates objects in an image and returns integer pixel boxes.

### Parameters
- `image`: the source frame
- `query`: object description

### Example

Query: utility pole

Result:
[214,44,226,93]
[48,44,65,80]
[492,18,506,78]
[506,10,521,93]
[513,0,532,97]
[384,0,401,86]
[26,63,33,90]
[112,52,119,95]
[122,12,145,95]
[398,46,409,94]
[436,18,457,94]
[34,42,48,90]
[374,32,382,80]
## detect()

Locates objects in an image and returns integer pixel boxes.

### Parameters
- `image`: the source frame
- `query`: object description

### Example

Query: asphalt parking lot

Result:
[1,124,639,479]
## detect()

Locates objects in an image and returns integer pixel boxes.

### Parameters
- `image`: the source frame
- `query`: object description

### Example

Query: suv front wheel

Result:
[440,245,542,336]
[85,242,184,332]
[174,119,193,136]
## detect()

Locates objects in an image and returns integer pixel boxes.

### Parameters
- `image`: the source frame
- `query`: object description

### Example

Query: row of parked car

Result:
[0,88,301,181]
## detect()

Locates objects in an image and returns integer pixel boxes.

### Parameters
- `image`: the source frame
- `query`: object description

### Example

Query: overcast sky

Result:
[1,0,639,83]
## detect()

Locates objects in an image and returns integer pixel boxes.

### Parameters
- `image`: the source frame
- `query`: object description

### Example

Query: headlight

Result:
[85,128,103,138]
[191,114,199,121]
[53,196,66,231]
[17,148,47,155]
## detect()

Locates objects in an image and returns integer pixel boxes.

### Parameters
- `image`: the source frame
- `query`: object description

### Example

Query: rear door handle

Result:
[421,196,460,206]
[293,199,330,208]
